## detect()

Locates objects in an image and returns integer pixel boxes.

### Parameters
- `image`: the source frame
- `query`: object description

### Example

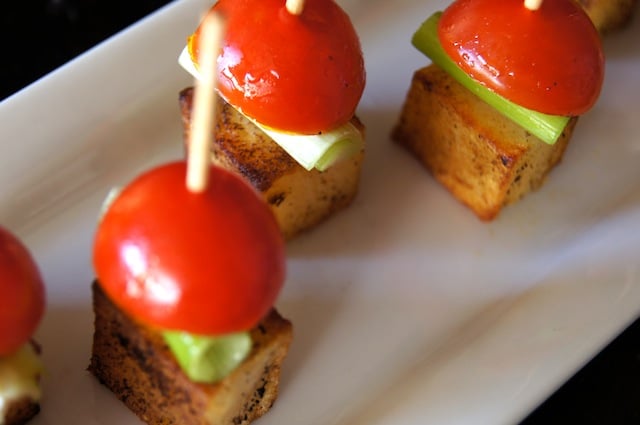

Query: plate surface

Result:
[1,1,639,424]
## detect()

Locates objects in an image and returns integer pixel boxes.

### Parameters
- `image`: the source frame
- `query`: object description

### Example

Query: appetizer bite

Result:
[88,164,292,424]
[392,0,605,220]
[89,16,292,424]
[178,0,366,239]
[0,226,45,425]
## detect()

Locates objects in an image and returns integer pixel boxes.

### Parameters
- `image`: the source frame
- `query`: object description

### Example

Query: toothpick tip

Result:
[524,0,543,11]
[286,0,305,15]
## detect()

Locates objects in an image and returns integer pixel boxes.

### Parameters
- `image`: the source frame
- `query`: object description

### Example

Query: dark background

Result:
[2,1,640,423]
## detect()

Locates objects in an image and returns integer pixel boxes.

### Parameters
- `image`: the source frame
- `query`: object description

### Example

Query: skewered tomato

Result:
[0,226,45,356]
[93,162,286,336]
[438,0,604,116]
[188,0,365,134]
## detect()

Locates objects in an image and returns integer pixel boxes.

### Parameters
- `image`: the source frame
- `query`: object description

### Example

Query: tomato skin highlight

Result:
[190,0,365,134]
[93,162,286,336]
[438,0,604,116]
[0,226,45,356]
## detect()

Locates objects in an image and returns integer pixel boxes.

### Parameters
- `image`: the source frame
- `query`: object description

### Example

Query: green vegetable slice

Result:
[0,343,43,402]
[163,330,252,383]
[412,12,570,145]
[258,120,363,172]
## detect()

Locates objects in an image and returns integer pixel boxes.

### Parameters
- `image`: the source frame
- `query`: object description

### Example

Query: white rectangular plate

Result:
[1,1,639,424]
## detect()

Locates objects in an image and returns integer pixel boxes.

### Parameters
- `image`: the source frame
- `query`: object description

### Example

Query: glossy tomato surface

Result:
[0,226,45,356]
[93,162,286,335]
[438,0,604,116]
[189,0,365,134]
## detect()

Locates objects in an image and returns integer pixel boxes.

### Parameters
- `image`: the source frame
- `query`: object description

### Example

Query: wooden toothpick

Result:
[186,12,225,193]
[524,0,543,10]
[285,0,305,15]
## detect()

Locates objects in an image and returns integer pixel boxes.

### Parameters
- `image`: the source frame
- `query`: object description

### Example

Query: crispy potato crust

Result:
[89,282,293,425]
[392,65,577,221]
[578,0,638,33]
[3,397,40,425]
[179,88,365,240]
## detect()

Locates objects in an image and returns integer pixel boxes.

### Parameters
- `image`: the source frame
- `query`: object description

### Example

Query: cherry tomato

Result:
[438,0,604,116]
[189,0,365,134]
[93,162,286,336]
[0,226,45,356]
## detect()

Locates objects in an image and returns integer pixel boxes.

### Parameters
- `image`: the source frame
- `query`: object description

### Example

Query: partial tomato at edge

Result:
[0,226,46,356]
[190,0,365,134]
[93,162,286,336]
[438,0,604,116]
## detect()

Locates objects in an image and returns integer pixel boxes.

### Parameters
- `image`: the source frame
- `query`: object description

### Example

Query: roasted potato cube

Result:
[392,65,577,221]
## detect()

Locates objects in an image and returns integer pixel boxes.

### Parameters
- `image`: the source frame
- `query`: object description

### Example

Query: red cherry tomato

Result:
[189,0,365,134]
[0,226,45,356]
[438,0,604,116]
[93,162,286,335]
